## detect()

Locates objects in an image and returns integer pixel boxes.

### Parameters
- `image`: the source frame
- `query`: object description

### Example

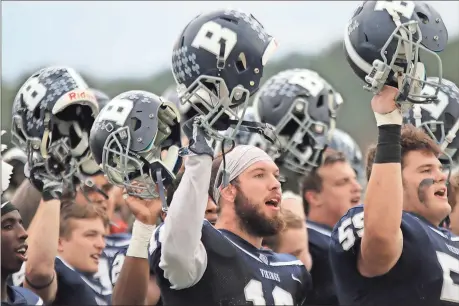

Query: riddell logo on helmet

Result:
[68,90,96,102]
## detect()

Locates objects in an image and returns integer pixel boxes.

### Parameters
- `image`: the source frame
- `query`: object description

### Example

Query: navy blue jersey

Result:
[98,233,131,287]
[306,220,338,305]
[53,257,112,305]
[150,220,311,305]
[109,249,127,287]
[330,205,459,306]
[3,285,43,305]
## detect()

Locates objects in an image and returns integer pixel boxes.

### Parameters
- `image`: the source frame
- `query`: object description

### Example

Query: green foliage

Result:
[2,37,458,151]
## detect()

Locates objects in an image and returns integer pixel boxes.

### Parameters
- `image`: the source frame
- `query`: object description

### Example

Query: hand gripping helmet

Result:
[327,128,365,188]
[253,68,343,175]
[89,90,182,207]
[344,1,448,103]
[171,8,278,140]
[403,77,459,167]
[11,66,99,183]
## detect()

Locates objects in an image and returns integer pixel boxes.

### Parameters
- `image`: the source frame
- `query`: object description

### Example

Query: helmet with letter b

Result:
[171,8,278,142]
[89,90,182,208]
[344,0,448,104]
[11,66,99,185]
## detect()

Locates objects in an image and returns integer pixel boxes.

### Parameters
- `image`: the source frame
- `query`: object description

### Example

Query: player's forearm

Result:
[160,154,211,287]
[25,199,60,282]
[112,257,150,305]
[10,180,42,229]
[361,125,403,274]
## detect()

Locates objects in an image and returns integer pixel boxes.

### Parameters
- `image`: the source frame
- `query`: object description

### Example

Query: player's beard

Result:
[233,185,284,237]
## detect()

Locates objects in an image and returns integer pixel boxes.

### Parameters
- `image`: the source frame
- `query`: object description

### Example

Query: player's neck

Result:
[215,217,263,249]
[307,209,337,229]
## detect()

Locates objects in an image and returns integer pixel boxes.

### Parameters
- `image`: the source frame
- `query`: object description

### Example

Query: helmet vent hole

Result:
[417,12,429,24]
[236,52,247,72]
[130,117,142,131]
[219,16,238,25]
[317,95,324,108]
[364,33,369,42]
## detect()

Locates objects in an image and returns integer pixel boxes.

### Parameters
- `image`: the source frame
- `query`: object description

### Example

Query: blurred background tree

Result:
[2,37,458,152]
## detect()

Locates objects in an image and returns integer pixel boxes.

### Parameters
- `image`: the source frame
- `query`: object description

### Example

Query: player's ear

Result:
[57,237,65,252]
[220,184,236,203]
[304,190,321,209]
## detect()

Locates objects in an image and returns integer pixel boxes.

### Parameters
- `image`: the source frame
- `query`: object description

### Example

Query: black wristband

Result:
[25,271,55,290]
[374,124,401,164]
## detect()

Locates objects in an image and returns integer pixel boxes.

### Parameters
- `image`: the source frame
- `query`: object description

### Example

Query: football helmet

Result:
[344,1,448,103]
[253,68,343,175]
[328,128,365,188]
[11,66,99,183]
[403,77,459,166]
[1,146,27,202]
[171,8,278,140]
[89,90,182,205]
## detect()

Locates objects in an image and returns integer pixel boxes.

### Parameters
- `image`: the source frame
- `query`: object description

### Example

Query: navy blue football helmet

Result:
[404,77,459,167]
[344,1,448,103]
[89,90,182,204]
[11,66,99,183]
[171,8,278,141]
[253,69,343,175]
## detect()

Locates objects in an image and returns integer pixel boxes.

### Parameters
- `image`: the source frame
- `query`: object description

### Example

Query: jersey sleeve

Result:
[329,205,426,304]
[153,155,211,290]
[13,286,44,305]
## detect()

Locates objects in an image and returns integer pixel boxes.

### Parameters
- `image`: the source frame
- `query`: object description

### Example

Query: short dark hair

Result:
[365,124,442,181]
[301,151,347,216]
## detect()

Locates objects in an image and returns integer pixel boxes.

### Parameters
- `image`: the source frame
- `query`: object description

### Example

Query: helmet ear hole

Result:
[130,117,142,131]
[236,52,247,73]
[417,12,429,24]
[316,95,325,108]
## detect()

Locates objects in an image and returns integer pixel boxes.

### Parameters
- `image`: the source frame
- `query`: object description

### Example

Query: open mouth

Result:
[434,187,447,198]
[15,245,28,261]
[265,198,280,208]
[350,197,361,205]
[90,254,100,262]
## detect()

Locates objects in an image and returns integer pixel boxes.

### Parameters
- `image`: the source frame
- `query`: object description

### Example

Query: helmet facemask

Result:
[177,74,251,142]
[361,7,444,104]
[102,126,181,204]
[273,97,330,175]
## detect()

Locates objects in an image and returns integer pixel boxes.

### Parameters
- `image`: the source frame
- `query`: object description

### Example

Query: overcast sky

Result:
[2,1,458,82]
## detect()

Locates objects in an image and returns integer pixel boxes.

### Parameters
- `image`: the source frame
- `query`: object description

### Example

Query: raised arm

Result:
[359,86,403,277]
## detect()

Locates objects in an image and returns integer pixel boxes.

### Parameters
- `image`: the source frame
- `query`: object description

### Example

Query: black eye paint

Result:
[417,178,435,205]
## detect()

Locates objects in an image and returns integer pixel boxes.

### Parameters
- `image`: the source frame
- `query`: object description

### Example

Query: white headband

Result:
[213,145,272,204]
